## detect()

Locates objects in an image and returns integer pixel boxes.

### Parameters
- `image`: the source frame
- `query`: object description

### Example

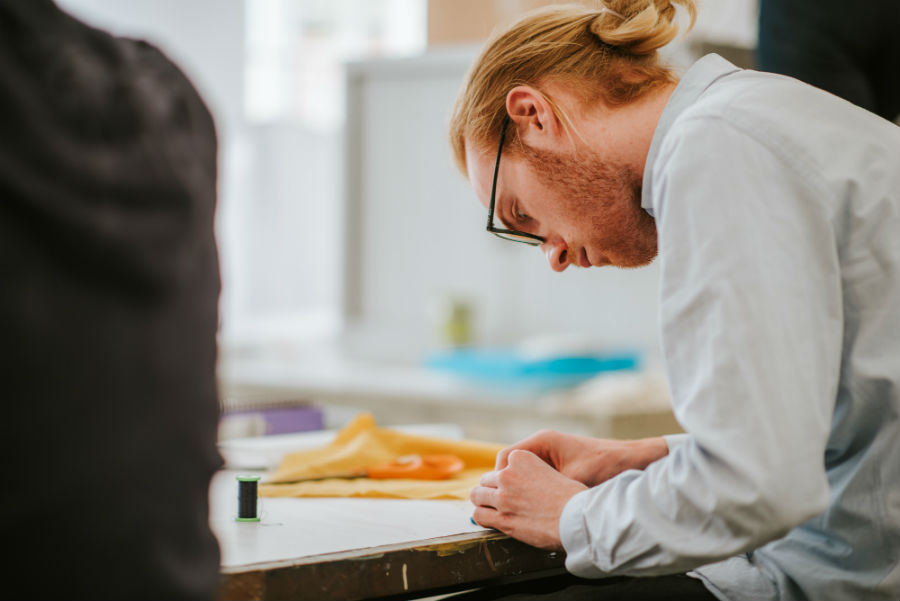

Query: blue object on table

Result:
[424,348,640,392]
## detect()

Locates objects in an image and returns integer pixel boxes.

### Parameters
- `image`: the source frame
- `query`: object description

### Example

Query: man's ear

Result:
[506,86,563,150]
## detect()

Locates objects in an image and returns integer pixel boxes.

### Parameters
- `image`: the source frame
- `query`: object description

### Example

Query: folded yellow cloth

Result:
[259,413,503,500]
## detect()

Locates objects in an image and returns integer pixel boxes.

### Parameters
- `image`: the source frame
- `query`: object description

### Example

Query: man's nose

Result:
[542,240,570,272]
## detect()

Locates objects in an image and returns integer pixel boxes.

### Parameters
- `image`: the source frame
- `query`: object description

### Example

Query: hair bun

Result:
[597,7,627,21]
[589,0,696,56]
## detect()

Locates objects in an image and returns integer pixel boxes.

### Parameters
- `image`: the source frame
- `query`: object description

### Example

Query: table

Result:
[211,471,567,600]
[219,354,682,445]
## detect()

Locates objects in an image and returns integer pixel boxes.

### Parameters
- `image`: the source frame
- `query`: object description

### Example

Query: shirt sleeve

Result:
[560,116,843,577]
[662,433,689,453]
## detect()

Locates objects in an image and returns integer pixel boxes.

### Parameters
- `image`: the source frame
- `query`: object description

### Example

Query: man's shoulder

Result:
[671,68,895,155]
[652,68,899,204]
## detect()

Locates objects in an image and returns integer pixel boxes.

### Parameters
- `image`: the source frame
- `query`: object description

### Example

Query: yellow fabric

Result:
[259,413,503,500]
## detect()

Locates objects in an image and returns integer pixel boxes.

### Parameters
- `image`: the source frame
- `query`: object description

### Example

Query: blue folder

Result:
[425,348,640,392]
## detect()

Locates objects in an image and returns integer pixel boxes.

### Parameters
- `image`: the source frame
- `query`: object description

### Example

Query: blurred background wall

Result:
[54,0,758,369]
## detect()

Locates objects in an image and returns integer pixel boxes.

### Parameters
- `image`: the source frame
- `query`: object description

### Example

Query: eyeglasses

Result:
[486,115,546,246]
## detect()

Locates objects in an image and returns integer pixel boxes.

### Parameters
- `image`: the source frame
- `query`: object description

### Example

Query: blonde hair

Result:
[449,0,696,174]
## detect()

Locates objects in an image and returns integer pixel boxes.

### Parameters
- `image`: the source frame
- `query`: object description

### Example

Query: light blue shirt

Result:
[559,55,900,600]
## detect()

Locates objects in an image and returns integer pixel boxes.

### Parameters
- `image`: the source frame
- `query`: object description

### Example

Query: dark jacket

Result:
[0,1,222,598]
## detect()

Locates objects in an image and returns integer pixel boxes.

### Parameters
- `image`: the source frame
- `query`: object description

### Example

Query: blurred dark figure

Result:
[758,0,900,122]
[0,1,222,599]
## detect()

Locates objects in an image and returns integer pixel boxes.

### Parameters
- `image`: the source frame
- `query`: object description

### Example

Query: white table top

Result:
[209,470,489,571]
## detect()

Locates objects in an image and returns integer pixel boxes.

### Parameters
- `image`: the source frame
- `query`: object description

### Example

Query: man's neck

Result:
[581,81,678,178]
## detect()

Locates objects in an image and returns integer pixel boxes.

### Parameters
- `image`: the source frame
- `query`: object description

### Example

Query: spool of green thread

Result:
[235,475,261,522]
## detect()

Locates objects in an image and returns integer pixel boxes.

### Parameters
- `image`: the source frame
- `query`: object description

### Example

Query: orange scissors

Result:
[366,454,465,480]
[270,454,465,484]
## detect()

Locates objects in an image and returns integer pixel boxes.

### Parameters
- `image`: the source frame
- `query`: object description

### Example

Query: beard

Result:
[522,144,658,268]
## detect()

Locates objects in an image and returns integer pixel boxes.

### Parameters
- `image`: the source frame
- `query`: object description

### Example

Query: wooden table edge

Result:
[219,530,567,601]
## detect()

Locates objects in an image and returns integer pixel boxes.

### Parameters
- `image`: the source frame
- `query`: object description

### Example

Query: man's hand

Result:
[494,430,669,487]
[470,449,588,549]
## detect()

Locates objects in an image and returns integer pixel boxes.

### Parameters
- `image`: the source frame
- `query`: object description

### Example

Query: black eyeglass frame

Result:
[485,115,546,246]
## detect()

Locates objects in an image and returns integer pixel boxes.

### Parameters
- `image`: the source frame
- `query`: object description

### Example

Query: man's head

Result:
[450,1,695,271]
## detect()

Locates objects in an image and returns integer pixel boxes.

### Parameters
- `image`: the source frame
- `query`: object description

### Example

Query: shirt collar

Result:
[641,54,742,215]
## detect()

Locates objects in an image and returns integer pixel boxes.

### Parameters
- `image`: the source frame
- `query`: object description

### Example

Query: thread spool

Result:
[235,475,261,522]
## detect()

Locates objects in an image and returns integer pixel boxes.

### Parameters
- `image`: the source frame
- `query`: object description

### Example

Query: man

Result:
[0,1,222,599]
[449,1,899,600]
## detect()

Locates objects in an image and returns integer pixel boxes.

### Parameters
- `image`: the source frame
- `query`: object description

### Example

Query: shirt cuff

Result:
[559,487,607,578]
[663,432,689,453]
